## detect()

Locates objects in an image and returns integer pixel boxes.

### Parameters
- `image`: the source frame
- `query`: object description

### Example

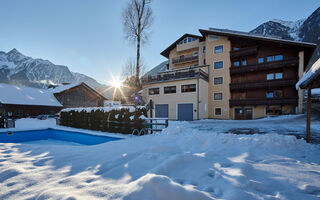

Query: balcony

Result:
[229,97,298,106]
[230,46,258,59]
[230,58,299,75]
[230,79,298,91]
[172,54,198,64]
[142,66,209,84]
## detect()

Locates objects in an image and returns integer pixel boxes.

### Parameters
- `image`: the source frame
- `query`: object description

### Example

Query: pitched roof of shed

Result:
[0,83,62,107]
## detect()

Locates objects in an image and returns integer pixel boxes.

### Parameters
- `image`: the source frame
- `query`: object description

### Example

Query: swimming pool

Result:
[0,129,122,145]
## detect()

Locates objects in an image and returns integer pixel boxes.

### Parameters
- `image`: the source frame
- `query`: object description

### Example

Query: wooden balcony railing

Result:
[142,67,209,84]
[230,79,298,91]
[230,58,299,75]
[230,46,258,59]
[172,55,198,64]
[229,97,298,106]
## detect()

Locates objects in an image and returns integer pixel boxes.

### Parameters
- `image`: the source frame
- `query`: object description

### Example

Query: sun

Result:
[110,76,123,89]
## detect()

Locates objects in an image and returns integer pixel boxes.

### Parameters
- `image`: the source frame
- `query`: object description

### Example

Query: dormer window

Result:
[179,37,197,45]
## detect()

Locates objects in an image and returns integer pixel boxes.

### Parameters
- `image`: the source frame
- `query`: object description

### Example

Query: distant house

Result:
[0,83,63,118]
[49,82,107,108]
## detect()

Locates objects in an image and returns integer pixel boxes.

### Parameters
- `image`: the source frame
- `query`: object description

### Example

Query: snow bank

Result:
[124,174,214,200]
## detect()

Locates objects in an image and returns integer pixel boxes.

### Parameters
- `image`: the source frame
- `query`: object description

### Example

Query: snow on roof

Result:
[296,58,320,89]
[0,83,62,107]
[48,83,82,94]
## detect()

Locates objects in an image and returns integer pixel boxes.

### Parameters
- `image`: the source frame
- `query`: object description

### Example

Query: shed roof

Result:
[297,58,320,89]
[0,83,62,107]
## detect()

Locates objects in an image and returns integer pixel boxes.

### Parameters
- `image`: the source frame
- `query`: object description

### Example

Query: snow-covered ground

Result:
[0,116,320,199]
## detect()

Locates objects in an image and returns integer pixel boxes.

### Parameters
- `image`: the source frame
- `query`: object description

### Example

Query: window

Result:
[233,47,240,51]
[214,93,223,100]
[267,72,283,80]
[181,84,196,93]
[214,77,223,85]
[203,46,206,53]
[267,73,274,80]
[233,61,240,67]
[180,37,196,45]
[180,55,184,60]
[242,60,247,66]
[215,108,222,116]
[266,105,282,115]
[204,59,206,65]
[183,38,187,44]
[193,51,198,56]
[274,90,283,98]
[267,56,275,62]
[214,61,223,69]
[149,88,159,95]
[266,90,283,98]
[214,45,223,54]
[209,35,219,41]
[275,54,283,61]
[266,91,274,98]
[275,73,283,79]
[164,86,176,94]
[258,57,264,63]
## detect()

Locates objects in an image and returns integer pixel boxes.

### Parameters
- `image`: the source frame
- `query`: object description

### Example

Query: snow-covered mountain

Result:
[0,48,112,97]
[143,60,168,78]
[250,7,320,64]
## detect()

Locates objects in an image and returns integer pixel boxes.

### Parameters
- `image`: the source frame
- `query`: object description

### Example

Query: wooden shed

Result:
[49,82,107,108]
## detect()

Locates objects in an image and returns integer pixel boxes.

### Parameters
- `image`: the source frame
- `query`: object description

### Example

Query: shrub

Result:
[59,107,147,134]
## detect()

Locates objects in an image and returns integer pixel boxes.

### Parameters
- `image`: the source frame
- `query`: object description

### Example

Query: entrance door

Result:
[234,108,244,120]
[177,103,193,121]
[234,108,253,120]
[155,104,169,118]
[244,108,253,120]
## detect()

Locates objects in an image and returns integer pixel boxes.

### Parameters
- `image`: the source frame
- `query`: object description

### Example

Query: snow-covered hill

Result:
[0,49,113,97]
[250,7,320,64]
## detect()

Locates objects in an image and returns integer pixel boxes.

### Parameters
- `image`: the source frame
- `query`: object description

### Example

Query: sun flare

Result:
[110,76,123,89]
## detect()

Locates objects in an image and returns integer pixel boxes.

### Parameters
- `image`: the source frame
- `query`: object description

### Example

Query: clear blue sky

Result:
[0,0,319,84]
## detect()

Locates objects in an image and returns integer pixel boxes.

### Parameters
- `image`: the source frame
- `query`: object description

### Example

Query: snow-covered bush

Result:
[60,106,147,134]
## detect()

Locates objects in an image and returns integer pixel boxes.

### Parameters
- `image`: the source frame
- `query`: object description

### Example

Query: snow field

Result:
[0,118,320,199]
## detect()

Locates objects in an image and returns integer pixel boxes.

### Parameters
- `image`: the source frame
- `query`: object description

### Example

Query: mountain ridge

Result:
[0,48,112,98]
[250,7,320,64]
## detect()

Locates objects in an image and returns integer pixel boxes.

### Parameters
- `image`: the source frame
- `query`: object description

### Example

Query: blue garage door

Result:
[155,104,169,118]
[178,103,193,121]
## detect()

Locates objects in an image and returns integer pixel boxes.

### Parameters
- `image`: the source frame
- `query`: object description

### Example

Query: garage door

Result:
[155,104,169,118]
[177,103,193,121]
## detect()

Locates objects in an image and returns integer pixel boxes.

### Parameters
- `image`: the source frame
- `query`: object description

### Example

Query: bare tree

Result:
[121,57,148,79]
[122,0,153,87]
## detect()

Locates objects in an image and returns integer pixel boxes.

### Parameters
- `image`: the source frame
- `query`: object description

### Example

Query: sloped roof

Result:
[199,28,317,48]
[48,83,82,94]
[160,33,203,58]
[297,58,320,89]
[0,83,62,107]
[49,82,107,100]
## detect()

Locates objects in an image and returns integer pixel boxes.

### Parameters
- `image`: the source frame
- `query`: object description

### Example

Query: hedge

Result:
[60,107,148,134]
